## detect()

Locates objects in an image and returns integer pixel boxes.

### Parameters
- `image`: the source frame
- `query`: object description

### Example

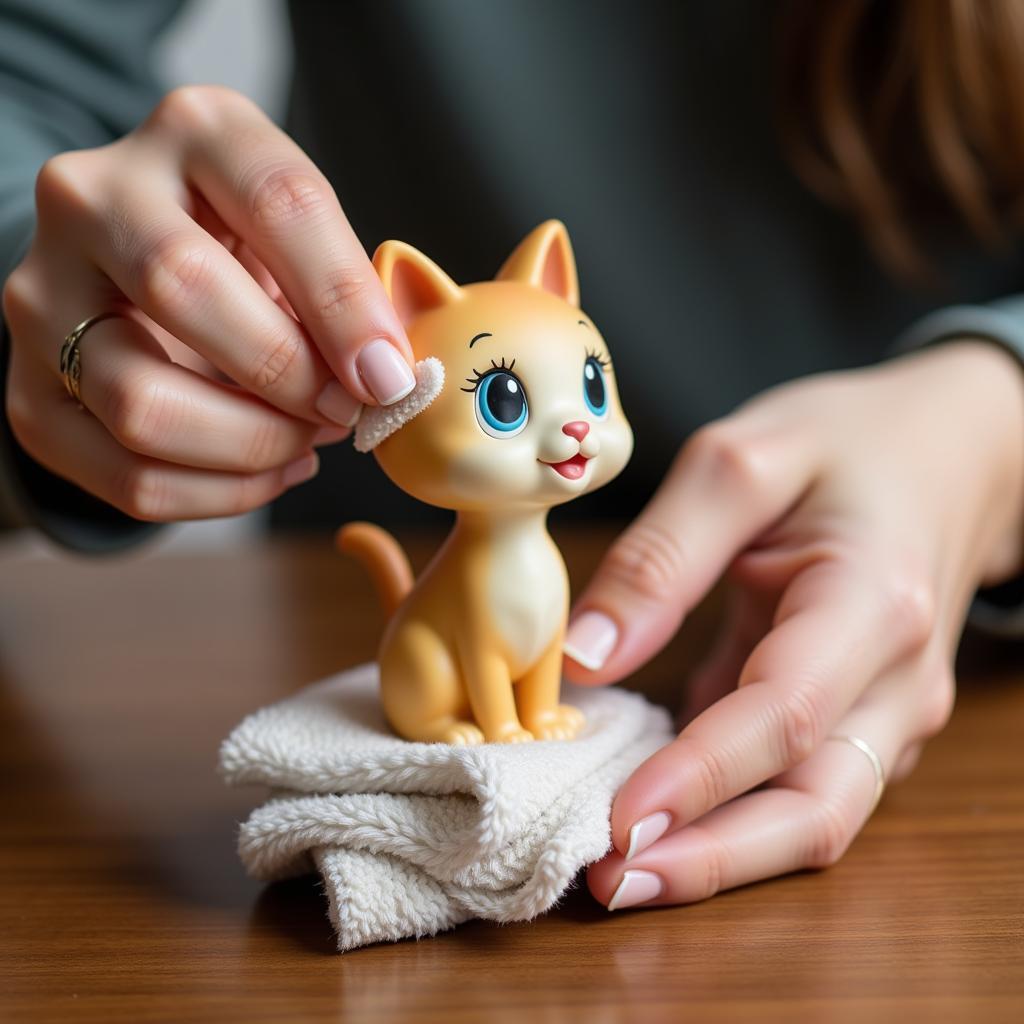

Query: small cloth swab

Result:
[354,357,445,453]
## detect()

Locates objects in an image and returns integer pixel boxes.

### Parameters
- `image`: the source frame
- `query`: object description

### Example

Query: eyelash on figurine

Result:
[460,356,517,392]
[586,346,611,369]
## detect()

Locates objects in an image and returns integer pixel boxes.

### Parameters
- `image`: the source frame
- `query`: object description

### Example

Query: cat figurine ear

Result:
[358,240,458,453]
[496,219,579,307]
[374,240,464,327]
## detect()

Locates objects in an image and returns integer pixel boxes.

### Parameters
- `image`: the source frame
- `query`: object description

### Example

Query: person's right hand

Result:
[1,86,416,520]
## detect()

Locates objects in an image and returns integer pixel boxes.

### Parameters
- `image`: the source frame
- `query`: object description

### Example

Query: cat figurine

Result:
[339,220,633,744]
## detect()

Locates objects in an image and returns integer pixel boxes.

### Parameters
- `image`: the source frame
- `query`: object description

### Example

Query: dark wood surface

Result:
[2,528,1023,1023]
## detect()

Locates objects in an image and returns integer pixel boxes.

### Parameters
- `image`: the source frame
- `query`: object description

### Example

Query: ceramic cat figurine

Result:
[339,221,633,744]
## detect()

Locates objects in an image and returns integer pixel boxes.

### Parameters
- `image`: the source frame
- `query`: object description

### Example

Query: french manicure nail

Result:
[564,611,618,671]
[625,811,672,861]
[282,452,319,487]
[356,338,416,405]
[607,870,664,911]
[315,380,362,427]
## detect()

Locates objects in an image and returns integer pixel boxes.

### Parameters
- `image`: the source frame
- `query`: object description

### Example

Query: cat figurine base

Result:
[339,220,633,745]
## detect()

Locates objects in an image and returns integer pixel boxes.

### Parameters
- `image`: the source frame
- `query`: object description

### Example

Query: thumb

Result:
[563,420,817,685]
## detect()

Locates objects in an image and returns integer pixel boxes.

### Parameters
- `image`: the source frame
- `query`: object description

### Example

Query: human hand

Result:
[2,86,415,520]
[563,341,1024,910]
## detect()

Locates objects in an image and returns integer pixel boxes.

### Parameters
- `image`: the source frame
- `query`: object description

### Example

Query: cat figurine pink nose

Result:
[339,220,633,745]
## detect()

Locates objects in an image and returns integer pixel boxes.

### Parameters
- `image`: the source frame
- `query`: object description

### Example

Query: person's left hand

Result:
[562,340,1024,911]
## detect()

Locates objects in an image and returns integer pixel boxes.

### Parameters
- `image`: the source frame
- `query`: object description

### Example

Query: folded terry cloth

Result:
[220,662,673,951]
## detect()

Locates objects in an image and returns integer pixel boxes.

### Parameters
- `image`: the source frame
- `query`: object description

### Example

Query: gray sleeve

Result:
[889,300,1024,640]
[0,0,184,551]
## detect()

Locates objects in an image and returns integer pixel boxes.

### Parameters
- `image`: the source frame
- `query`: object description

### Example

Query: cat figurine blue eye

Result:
[476,368,529,437]
[583,354,608,417]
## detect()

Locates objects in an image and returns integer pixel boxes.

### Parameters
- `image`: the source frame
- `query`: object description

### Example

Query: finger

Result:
[8,353,320,522]
[172,91,414,406]
[85,189,344,423]
[679,584,775,726]
[73,314,349,471]
[606,555,932,858]
[588,694,906,910]
[190,190,296,312]
[232,241,290,308]
[892,743,923,781]
[142,242,300,377]
[563,418,818,684]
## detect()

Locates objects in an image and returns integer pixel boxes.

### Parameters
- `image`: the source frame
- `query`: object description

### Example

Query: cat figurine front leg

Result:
[515,633,586,741]
[340,221,633,744]
[347,511,570,744]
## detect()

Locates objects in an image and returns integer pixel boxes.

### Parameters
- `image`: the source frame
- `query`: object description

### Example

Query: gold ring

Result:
[59,312,120,405]
[826,734,886,811]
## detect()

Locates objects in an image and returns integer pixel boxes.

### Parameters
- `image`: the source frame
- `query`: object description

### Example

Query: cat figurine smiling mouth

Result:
[339,220,633,745]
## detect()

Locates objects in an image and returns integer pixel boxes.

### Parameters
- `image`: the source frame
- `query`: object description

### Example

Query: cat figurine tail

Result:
[336,522,413,618]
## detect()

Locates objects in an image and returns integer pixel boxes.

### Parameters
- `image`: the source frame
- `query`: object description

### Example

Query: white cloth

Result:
[219,662,673,951]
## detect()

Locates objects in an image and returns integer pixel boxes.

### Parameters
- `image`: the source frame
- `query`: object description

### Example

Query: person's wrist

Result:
[923,338,1024,585]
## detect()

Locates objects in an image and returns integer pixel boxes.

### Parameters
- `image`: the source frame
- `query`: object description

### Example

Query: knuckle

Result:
[247,329,304,395]
[154,87,207,129]
[34,151,94,215]
[776,683,827,766]
[879,565,936,652]
[1,268,35,333]
[805,799,854,869]
[134,235,215,315]
[106,373,180,454]
[231,471,275,516]
[247,166,331,231]
[676,823,729,902]
[696,827,729,900]
[36,152,76,195]
[917,667,956,738]
[311,269,372,322]
[602,520,688,605]
[114,464,168,521]
[240,418,284,472]
[684,420,770,492]
[152,84,249,133]
[689,739,732,812]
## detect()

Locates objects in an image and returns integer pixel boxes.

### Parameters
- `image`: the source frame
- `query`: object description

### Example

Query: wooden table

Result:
[2,529,1023,1023]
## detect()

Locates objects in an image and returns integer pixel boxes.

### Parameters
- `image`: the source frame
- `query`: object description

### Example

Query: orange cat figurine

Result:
[338,221,633,744]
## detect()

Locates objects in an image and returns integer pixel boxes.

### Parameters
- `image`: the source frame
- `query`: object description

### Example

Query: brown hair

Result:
[778,0,1024,280]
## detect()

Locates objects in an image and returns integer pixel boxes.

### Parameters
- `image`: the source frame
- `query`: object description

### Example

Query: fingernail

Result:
[313,424,351,446]
[356,338,416,405]
[315,380,362,427]
[625,811,672,861]
[607,870,664,911]
[564,611,618,671]
[282,452,319,487]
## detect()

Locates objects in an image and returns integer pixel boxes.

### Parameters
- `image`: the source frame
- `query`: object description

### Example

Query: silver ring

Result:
[826,734,886,811]
[59,312,121,406]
